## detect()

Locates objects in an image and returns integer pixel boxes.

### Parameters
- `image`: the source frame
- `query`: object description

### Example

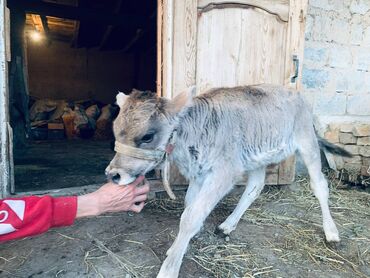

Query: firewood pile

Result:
[29,98,119,140]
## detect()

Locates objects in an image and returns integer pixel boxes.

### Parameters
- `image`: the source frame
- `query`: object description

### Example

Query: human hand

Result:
[76,176,150,218]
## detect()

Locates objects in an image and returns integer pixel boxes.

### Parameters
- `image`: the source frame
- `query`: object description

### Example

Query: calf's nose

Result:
[106,171,121,184]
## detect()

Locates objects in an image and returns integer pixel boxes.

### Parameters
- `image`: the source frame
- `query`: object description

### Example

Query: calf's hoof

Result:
[325,231,340,243]
[214,226,229,238]
[324,221,340,242]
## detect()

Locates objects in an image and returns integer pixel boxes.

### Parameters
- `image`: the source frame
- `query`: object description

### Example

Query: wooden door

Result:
[0,0,12,198]
[160,0,308,184]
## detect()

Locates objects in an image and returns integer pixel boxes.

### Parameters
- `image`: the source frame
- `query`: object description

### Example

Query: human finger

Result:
[135,183,150,195]
[130,202,145,213]
[133,194,148,203]
[129,176,145,187]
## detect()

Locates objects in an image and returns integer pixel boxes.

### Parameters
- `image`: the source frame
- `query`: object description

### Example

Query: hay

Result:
[86,233,155,278]
[190,241,279,278]
[147,172,370,278]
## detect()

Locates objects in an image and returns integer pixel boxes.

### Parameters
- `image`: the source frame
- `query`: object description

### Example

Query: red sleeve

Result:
[0,195,77,242]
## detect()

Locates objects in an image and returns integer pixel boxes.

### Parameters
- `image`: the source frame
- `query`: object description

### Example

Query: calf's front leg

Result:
[157,173,233,278]
[218,167,266,234]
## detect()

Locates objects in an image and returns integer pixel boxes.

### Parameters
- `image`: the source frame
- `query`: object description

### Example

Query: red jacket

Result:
[0,196,77,242]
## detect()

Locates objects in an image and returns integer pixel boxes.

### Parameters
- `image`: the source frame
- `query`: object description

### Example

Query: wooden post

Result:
[0,0,11,198]
[162,0,174,99]
[156,0,163,96]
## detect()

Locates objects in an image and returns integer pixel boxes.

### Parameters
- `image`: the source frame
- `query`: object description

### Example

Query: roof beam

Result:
[99,0,123,50]
[123,11,156,52]
[30,14,43,33]
[40,15,50,35]
[8,0,146,26]
[70,21,80,47]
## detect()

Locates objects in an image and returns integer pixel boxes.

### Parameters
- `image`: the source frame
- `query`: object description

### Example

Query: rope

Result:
[114,142,165,162]
[113,131,177,200]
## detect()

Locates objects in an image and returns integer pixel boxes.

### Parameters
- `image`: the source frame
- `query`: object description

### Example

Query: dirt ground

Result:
[1,176,369,278]
[14,140,114,192]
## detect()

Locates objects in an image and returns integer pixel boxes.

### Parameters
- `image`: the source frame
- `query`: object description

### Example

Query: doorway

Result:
[6,0,158,193]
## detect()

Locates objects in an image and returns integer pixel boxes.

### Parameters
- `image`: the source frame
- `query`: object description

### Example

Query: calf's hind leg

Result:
[298,137,340,242]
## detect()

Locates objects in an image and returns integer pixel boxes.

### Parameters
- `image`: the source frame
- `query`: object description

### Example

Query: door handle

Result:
[290,55,299,83]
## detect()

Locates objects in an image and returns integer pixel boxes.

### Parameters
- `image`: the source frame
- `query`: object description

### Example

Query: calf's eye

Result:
[141,133,154,143]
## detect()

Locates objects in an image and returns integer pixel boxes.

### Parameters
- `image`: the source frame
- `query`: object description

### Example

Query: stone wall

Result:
[302,0,370,183]
[324,123,370,182]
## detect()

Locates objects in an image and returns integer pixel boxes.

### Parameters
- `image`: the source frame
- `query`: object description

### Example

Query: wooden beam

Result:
[31,14,44,32]
[157,0,163,97]
[8,0,146,26]
[122,11,156,52]
[162,0,173,99]
[173,0,197,95]
[99,25,113,50]
[70,20,79,46]
[40,15,49,34]
[99,0,123,50]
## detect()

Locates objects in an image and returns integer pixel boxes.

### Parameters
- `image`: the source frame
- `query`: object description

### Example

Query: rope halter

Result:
[114,142,165,163]
[113,135,177,200]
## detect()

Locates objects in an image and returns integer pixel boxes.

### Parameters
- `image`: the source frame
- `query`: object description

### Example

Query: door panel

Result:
[196,7,287,92]
[162,0,308,185]
[198,0,289,22]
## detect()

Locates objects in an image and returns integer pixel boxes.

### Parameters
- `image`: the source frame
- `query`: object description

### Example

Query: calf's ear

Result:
[116,91,129,107]
[166,86,195,116]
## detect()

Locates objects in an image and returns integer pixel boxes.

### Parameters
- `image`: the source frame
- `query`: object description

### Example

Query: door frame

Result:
[1,1,168,197]
[0,0,11,198]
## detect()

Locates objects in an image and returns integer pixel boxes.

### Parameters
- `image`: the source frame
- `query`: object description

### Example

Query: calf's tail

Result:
[317,137,352,158]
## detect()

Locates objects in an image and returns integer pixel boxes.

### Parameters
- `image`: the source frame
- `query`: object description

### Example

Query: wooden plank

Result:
[0,0,11,198]
[14,181,188,201]
[278,156,296,184]
[5,7,10,62]
[166,0,197,184]
[196,8,287,93]
[8,0,146,26]
[172,0,197,96]
[198,0,289,22]
[265,173,279,185]
[7,123,14,194]
[162,0,174,184]
[162,0,174,98]
[40,15,50,35]
[284,0,308,89]
[157,0,163,96]
[31,14,44,33]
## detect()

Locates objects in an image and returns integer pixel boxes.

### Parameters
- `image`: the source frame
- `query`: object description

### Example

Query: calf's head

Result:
[106,88,194,185]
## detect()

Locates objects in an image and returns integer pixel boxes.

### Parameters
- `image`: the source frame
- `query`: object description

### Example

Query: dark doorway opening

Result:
[7,0,157,192]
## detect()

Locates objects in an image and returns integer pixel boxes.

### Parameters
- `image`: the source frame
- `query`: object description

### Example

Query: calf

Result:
[106,85,350,278]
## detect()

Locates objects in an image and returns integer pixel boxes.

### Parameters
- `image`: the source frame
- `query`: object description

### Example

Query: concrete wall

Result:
[27,39,137,104]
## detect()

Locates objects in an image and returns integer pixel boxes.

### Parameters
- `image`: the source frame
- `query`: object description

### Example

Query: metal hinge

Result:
[290,55,299,83]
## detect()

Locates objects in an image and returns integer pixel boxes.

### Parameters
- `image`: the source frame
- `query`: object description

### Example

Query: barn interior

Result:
[7,0,157,192]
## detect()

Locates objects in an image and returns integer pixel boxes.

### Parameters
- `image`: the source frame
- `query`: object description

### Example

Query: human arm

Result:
[76,176,150,218]
[0,176,150,242]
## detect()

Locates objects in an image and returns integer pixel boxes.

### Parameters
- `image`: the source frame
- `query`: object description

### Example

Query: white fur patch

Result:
[116,92,128,107]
